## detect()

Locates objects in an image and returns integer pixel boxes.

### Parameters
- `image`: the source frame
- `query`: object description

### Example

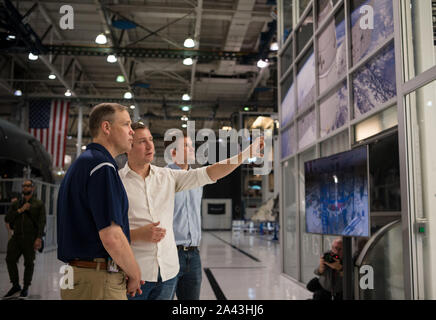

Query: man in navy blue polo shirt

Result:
[57,103,143,300]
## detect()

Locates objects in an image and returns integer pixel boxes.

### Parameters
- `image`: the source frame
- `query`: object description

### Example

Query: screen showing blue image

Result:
[305,146,369,237]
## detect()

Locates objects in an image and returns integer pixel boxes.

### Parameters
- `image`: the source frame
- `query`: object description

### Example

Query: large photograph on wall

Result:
[281,82,295,128]
[351,0,394,65]
[353,43,396,117]
[297,50,315,111]
[320,82,348,137]
[318,5,346,94]
[298,108,316,150]
[281,124,295,159]
[305,146,370,237]
[350,0,396,117]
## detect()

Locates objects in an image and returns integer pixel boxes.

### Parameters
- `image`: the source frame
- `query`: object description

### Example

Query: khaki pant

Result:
[60,266,127,300]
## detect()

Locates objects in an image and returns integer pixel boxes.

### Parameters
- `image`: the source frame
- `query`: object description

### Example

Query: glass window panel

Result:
[299,147,321,284]
[283,0,293,43]
[369,133,401,213]
[358,221,404,299]
[281,124,296,159]
[282,158,298,279]
[281,81,296,128]
[353,43,396,118]
[320,82,348,137]
[318,6,346,94]
[298,108,316,149]
[354,105,397,142]
[280,71,293,102]
[300,0,311,17]
[297,9,313,54]
[297,48,315,110]
[401,0,436,80]
[350,0,394,65]
[405,80,436,298]
[317,0,340,26]
[281,39,293,76]
[320,129,349,157]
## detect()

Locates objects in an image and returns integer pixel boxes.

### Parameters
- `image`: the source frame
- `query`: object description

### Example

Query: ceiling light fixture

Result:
[182,123,188,128]
[64,89,72,97]
[95,33,107,45]
[28,53,38,61]
[270,42,279,51]
[124,92,133,99]
[182,93,191,101]
[48,73,56,80]
[257,59,269,68]
[107,55,117,63]
[183,58,193,66]
[14,89,22,96]
[181,106,190,112]
[116,75,125,83]
[181,115,189,121]
[184,37,195,48]
[130,105,136,109]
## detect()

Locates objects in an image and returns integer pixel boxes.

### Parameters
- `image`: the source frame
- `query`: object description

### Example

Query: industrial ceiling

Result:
[0,0,278,162]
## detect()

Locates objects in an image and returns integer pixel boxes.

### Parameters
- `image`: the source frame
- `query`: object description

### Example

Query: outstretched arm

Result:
[206,136,264,181]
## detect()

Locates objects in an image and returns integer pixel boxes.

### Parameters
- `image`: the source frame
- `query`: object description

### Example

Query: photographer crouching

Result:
[307,238,343,300]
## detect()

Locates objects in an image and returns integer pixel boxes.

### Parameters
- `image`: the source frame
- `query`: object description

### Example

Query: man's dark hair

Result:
[89,103,128,138]
[23,179,34,186]
[131,121,150,132]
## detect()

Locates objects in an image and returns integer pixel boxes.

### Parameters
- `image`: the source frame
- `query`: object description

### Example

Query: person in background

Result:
[307,238,343,300]
[165,132,204,300]
[3,180,46,299]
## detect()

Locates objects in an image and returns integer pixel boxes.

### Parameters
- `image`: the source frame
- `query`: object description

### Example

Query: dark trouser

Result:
[306,277,342,301]
[173,248,202,300]
[6,235,36,288]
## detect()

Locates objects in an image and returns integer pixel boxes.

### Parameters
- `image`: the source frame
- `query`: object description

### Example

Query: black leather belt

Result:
[177,245,198,251]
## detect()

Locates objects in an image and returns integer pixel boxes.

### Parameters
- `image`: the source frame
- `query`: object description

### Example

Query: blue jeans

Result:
[128,268,177,300]
[173,247,202,300]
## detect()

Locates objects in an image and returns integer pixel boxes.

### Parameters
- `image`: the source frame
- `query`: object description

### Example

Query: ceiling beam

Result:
[107,4,272,22]
[95,0,139,119]
[36,0,101,96]
[6,45,255,61]
[189,0,202,100]
[1,95,275,108]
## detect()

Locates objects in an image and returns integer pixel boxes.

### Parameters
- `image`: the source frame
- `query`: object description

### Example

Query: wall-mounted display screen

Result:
[305,146,370,237]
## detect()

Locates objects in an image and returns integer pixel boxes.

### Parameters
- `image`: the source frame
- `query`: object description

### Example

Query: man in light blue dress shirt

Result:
[165,134,203,300]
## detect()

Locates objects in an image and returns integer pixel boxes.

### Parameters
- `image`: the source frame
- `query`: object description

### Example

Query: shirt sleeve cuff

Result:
[199,166,215,185]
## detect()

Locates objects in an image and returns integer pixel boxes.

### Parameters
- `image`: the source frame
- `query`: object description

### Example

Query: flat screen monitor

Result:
[305,146,370,237]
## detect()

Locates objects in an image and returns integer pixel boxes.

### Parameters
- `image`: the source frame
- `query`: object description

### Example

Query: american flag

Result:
[29,100,70,168]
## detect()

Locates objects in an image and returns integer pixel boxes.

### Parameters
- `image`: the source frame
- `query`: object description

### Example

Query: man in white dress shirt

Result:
[119,121,264,300]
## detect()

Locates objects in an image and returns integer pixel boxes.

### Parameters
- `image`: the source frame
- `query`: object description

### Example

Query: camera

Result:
[323,251,340,263]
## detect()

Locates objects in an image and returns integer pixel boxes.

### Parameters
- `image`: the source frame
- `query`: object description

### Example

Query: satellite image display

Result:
[281,82,295,128]
[298,108,316,150]
[281,124,295,159]
[351,0,396,117]
[305,146,369,237]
